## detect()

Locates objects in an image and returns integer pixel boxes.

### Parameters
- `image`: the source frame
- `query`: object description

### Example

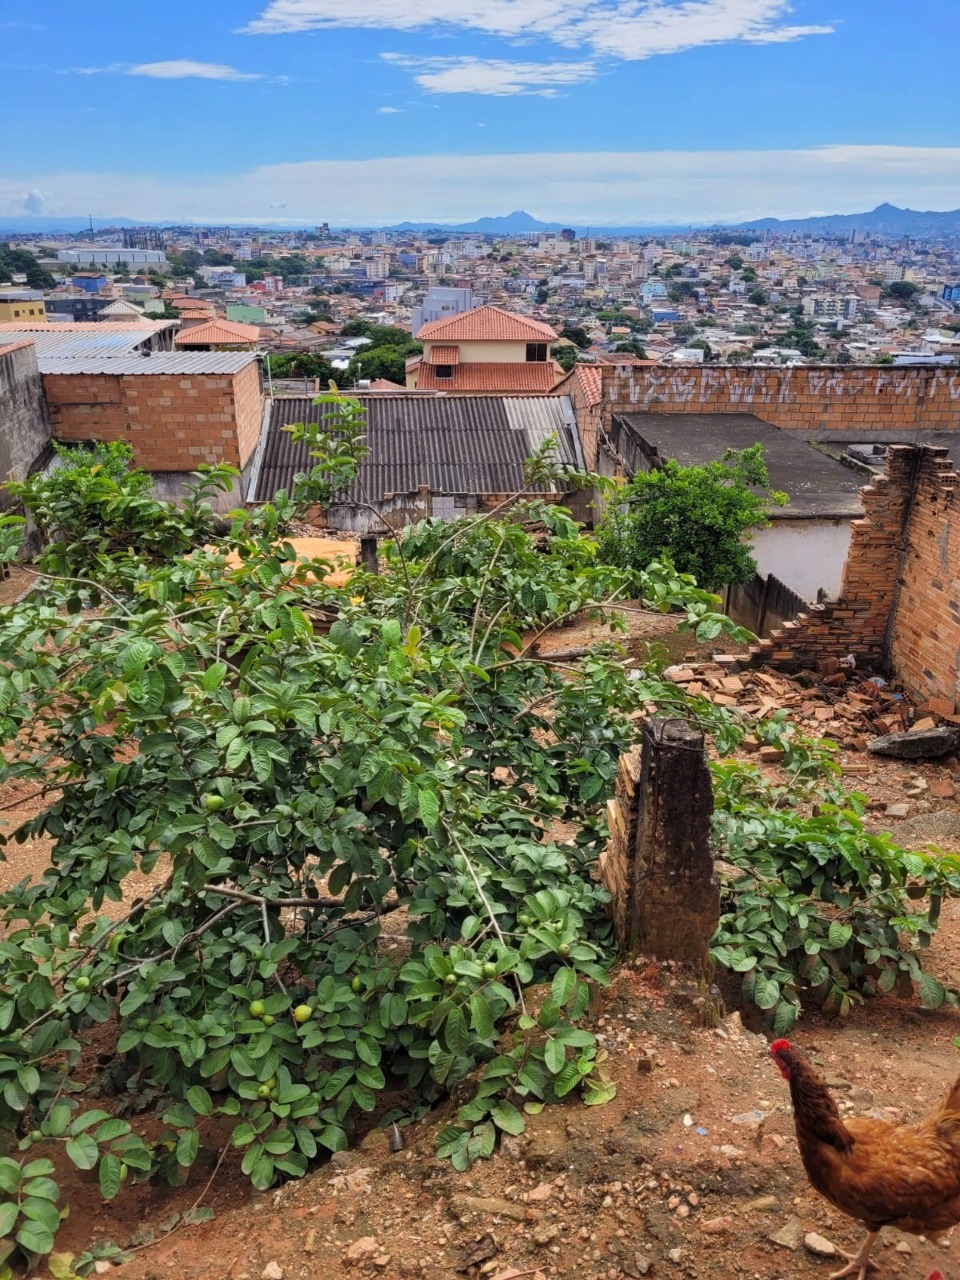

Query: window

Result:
[526,343,548,362]
[435,365,454,379]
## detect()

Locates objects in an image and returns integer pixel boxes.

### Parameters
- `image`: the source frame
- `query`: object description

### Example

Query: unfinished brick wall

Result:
[752,445,960,710]
[888,450,960,704]
[43,364,263,472]
[602,364,960,433]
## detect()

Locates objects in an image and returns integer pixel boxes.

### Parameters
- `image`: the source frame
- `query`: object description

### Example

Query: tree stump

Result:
[625,718,718,968]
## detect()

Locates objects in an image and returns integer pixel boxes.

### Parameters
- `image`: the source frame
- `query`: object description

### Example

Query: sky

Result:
[1,0,958,226]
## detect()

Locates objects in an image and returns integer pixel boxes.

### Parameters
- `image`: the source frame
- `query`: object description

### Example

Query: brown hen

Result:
[770,1038,960,1279]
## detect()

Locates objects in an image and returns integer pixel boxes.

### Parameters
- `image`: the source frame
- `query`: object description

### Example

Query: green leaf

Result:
[93,1119,131,1143]
[176,1129,200,1168]
[22,1176,59,1203]
[186,1085,213,1117]
[15,1221,55,1256]
[544,1037,566,1074]
[551,966,576,1007]
[919,973,946,1009]
[583,1077,617,1106]
[98,1154,124,1200]
[65,1133,99,1171]
[0,1158,21,1192]
[417,789,440,829]
[0,1202,17,1238]
[827,920,853,950]
[316,1125,348,1153]
[489,1101,525,1136]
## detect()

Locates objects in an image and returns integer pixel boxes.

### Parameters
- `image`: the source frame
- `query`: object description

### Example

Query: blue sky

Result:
[1,0,958,224]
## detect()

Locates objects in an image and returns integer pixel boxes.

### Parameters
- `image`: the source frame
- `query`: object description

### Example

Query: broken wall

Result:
[753,445,960,711]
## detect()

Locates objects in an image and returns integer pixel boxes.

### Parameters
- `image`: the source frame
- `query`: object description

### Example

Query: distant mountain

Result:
[386,210,695,235]
[737,203,960,238]
[4,203,958,240]
[388,210,561,233]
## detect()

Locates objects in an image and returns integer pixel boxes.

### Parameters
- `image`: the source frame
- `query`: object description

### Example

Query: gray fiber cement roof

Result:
[614,412,866,518]
[253,394,583,504]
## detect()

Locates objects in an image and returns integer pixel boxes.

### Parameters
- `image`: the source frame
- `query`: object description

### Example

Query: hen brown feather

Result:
[781,1046,960,1236]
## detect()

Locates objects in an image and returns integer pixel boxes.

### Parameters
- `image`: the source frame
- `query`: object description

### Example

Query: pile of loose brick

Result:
[660,652,960,779]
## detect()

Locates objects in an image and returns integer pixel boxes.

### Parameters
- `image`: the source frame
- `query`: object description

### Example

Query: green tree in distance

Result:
[596,445,788,591]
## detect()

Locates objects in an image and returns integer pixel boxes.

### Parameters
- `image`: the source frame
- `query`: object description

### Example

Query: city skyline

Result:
[2,1,958,224]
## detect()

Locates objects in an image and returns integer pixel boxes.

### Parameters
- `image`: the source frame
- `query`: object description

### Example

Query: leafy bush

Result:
[6,442,235,586]
[710,728,960,1032]
[596,445,787,591]
[0,398,752,1268]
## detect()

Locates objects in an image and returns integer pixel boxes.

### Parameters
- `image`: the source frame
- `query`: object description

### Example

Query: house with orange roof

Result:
[407,304,563,394]
[174,319,260,351]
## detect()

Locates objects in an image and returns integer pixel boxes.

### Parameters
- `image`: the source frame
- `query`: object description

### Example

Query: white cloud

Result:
[376,105,405,113]
[128,60,263,81]
[582,1,834,59]
[382,54,596,95]
[245,0,834,59]
[2,146,958,226]
[244,0,582,37]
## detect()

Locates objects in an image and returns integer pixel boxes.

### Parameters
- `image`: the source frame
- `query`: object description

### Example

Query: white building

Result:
[411,286,474,335]
[57,249,167,267]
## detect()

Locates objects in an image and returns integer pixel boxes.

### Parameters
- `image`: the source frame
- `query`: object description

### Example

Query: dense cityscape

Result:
[2,210,959,390]
[4,2,960,1278]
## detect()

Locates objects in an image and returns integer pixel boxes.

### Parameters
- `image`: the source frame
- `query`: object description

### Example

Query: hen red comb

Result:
[770,1039,792,1054]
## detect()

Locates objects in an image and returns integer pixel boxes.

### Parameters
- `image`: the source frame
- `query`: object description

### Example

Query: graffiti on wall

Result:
[607,365,960,413]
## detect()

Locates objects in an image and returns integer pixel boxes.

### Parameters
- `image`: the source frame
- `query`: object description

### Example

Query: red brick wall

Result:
[232,360,265,468]
[602,364,960,433]
[752,446,960,710]
[888,451,960,704]
[43,364,263,471]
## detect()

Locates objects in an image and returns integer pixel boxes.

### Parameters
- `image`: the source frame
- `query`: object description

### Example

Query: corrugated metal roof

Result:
[41,353,258,376]
[253,395,580,503]
[0,327,158,361]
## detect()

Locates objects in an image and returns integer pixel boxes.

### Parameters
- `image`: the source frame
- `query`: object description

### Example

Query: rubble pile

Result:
[662,653,960,781]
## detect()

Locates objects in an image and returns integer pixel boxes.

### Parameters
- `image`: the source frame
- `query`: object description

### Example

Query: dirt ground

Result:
[2,604,960,1280]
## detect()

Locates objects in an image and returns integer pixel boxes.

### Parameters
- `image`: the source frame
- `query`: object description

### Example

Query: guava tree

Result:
[0,396,744,1271]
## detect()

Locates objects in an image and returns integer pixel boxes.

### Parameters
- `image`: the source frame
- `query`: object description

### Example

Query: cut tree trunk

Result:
[627,718,719,969]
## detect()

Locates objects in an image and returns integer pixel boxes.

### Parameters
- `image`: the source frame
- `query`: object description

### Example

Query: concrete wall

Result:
[43,363,264,473]
[0,341,51,509]
[425,340,533,364]
[601,364,960,433]
[752,516,853,602]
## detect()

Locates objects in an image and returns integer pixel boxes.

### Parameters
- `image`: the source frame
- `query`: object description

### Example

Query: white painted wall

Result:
[751,517,854,602]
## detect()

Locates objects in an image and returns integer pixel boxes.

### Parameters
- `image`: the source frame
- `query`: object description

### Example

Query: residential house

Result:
[174,319,260,351]
[0,291,47,323]
[407,304,562,393]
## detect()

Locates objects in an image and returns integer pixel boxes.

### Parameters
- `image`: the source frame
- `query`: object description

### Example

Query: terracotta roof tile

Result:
[417,361,560,392]
[573,364,603,405]
[174,319,260,347]
[428,345,460,365]
[418,304,557,343]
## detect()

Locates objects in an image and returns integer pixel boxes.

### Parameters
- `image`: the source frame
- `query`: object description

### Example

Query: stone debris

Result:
[343,1237,381,1265]
[804,1232,839,1257]
[868,727,960,759]
[768,1218,805,1251]
[700,1216,734,1235]
[261,1264,284,1280]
